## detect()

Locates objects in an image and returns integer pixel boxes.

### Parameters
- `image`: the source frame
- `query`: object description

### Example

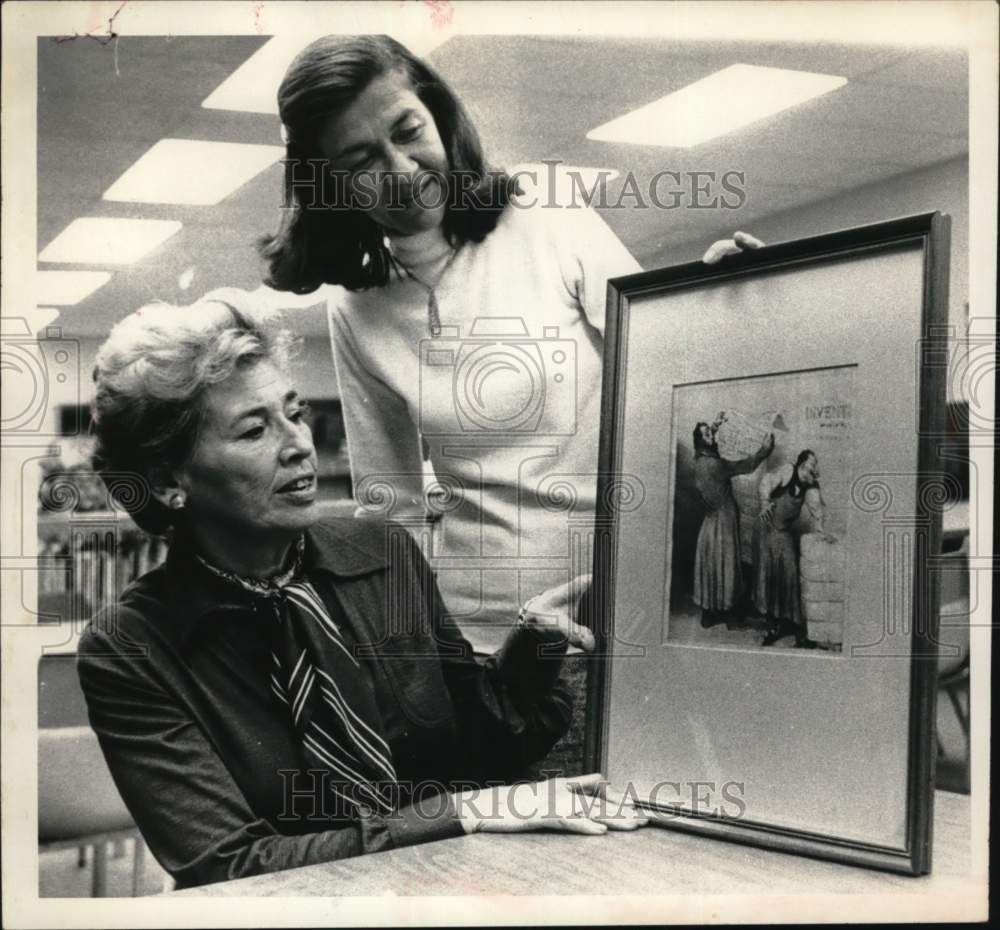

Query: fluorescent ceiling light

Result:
[27,307,62,333]
[36,271,111,306]
[103,140,285,206]
[39,218,182,265]
[587,64,848,148]
[201,35,314,115]
[202,30,450,115]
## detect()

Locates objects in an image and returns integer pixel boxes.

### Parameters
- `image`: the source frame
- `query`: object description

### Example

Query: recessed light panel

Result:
[39,218,183,265]
[27,308,62,333]
[587,65,848,148]
[201,36,315,115]
[36,271,112,306]
[202,30,450,115]
[103,140,285,206]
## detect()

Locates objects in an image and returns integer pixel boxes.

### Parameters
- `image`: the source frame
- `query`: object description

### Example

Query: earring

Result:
[169,494,185,510]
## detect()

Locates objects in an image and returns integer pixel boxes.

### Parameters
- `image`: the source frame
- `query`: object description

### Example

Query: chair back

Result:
[937,534,970,679]
[38,726,135,843]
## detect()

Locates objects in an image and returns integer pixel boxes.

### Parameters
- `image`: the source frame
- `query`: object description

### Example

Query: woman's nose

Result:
[381,144,419,184]
[279,420,315,463]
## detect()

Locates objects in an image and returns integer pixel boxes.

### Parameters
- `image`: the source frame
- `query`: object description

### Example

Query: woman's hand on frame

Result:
[454,772,650,836]
[702,231,765,264]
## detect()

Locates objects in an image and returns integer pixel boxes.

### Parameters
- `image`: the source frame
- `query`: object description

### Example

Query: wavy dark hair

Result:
[693,422,715,456]
[258,35,516,293]
[771,449,818,500]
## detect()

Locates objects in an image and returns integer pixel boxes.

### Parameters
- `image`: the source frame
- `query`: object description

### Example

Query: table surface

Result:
[170,790,975,899]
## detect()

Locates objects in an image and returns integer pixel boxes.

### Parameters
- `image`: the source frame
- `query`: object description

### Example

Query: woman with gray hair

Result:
[77,292,646,890]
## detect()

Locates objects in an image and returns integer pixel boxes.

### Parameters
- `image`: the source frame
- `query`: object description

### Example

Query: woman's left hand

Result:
[702,231,765,264]
[454,772,650,835]
[521,573,595,652]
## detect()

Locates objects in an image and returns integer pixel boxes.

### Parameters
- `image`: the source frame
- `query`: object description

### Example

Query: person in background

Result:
[691,413,775,630]
[258,34,762,652]
[77,295,646,890]
[753,449,830,648]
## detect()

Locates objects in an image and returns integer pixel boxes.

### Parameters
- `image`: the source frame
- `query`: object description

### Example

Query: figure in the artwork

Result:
[754,449,832,648]
[692,413,775,629]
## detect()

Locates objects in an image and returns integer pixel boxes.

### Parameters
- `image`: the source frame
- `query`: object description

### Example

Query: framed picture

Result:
[587,212,951,874]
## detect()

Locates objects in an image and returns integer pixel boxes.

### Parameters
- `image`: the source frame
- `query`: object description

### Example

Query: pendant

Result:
[428,290,442,337]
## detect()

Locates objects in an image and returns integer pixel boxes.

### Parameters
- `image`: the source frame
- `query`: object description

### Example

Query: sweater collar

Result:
[387,227,453,270]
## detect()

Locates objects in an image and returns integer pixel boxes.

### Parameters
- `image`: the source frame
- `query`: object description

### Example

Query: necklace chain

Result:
[391,245,460,337]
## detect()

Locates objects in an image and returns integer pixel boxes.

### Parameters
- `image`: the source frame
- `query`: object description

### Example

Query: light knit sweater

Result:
[326,203,641,651]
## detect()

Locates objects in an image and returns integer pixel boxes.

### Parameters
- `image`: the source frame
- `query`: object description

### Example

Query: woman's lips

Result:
[400,174,437,208]
[276,475,316,500]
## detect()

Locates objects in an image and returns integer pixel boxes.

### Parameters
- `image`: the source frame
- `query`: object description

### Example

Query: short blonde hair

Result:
[91,290,298,533]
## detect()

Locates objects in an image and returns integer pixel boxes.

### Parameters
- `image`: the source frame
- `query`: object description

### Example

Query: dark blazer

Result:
[77,517,573,888]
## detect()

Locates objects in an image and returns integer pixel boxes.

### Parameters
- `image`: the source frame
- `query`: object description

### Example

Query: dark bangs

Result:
[258,35,516,293]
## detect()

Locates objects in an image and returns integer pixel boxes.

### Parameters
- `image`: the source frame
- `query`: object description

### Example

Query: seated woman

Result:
[77,293,645,890]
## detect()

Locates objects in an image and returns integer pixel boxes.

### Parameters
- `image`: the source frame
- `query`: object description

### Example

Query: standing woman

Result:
[753,449,829,648]
[691,415,774,629]
[259,35,758,651]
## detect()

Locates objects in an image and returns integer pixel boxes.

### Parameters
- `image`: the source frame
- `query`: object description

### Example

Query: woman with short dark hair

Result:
[260,35,511,293]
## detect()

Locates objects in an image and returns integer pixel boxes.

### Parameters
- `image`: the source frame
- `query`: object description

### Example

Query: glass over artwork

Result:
[667,366,855,654]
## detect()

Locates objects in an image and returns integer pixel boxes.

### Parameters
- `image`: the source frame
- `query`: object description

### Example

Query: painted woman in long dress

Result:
[753,449,830,648]
[692,415,774,628]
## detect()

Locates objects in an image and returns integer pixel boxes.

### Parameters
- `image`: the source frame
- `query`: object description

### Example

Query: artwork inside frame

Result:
[667,365,855,654]
[586,212,951,875]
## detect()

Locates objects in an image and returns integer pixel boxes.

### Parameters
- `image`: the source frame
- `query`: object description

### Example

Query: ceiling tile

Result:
[861,47,969,91]
[808,83,968,137]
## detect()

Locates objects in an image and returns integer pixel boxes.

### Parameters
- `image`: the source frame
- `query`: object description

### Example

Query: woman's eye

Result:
[397,123,423,143]
[238,424,265,440]
[348,152,376,172]
[290,402,311,423]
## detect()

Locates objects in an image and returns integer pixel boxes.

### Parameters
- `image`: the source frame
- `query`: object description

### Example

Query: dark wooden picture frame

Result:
[586,213,951,875]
